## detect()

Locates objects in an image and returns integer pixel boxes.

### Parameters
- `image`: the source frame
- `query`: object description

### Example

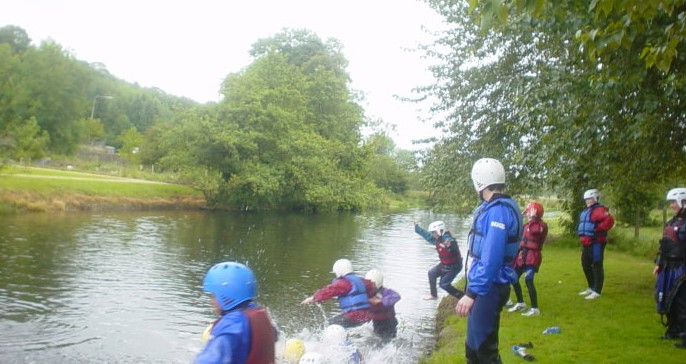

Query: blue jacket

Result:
[195,302,276,364]
[466,195,522,297]
[195,306,251,364]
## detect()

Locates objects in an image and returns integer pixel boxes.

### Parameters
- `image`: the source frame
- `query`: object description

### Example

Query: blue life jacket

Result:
[469,196,522,263]
[335,274,370,312]
[577,205,597,237]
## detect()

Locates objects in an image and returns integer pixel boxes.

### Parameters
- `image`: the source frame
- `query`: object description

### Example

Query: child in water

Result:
[365,269,401,340]
[195,261,277,364]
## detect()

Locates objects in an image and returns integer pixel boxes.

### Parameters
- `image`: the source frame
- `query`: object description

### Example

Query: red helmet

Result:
[524,202,544,218]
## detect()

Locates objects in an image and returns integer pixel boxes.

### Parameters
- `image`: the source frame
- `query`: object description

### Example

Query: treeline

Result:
[0,26,416,211]
[415,1,686,234]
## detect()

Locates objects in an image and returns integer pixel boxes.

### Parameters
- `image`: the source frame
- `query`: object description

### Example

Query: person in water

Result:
[365,269,401,340]
[301,258,374,328]
[414,220,465,300]
[195,261,277,364]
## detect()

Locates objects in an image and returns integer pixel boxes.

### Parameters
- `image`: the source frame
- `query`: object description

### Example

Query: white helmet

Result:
[365,269,384,288]
[331,259,353,278]
[666,188,686,207]
[583,189,600,201]
[428,221,445,234]
[322,324,347,345]
[471,158,506,192]
[299,352,323,364]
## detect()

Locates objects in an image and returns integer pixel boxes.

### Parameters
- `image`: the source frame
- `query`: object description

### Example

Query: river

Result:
[0,209,470,363]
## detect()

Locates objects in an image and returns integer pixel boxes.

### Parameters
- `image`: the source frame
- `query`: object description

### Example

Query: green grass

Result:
[0,165,204,212]
[423,244,674,364]
[1,165,114,179]
[0,173,198,198]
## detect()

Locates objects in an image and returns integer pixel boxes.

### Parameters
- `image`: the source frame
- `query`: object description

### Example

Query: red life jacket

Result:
[435,231,460,265]
[659,216,686,262]
[244,308,276,364]
[520,219,546,251]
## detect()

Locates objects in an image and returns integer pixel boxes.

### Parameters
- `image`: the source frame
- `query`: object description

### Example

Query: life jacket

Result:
[469,196,522,264]
[435,231,460,265]
[520,218,545,251]
[336,274,370,313]
[659,216,686,262]
[244,308,276,364]
[576,204,608,239]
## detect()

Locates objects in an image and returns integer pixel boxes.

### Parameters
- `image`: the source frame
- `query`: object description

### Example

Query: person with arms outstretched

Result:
[301,259,374,328]
[414,220,465,300]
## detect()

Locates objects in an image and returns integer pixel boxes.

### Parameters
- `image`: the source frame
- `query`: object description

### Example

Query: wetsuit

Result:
[512,216,548,308]
[465,194,522,363]
[195,302,276,364]
[415,225,465,298]
[655,209,686,343]
[577,202,614,294]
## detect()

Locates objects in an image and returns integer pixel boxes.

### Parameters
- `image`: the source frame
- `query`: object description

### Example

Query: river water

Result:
[0,209,470,363]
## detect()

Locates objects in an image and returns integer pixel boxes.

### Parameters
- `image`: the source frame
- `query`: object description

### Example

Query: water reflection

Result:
[0,209,470,363]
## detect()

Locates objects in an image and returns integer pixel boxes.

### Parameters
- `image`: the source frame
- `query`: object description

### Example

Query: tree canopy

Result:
[416,0,686,230]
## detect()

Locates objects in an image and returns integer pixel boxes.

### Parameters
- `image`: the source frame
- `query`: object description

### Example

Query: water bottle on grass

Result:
[542,326,561,334]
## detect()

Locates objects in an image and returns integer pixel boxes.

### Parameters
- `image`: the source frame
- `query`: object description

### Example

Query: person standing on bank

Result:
[455,158,522,363]
[576,189,615,300]
[507,202,548,316]
[413,220,465,300]
[654,188,686,348]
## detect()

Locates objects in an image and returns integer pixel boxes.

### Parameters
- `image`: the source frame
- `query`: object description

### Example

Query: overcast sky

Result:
[2,0,446,150]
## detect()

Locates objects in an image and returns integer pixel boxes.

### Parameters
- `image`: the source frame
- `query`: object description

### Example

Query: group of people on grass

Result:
[191,157,686,363]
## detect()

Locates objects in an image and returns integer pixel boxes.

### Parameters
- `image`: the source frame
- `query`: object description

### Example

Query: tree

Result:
[468,0,686,72]
[419,0,686,228]
[117,127,143,164]
[78,117,105,144]
[0,25,31,53]
[0,116,49,163]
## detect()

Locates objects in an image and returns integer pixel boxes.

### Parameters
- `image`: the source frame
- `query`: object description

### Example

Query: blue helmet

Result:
[202,261,257,311]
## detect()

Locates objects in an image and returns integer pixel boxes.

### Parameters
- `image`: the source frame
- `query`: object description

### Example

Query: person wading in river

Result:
[301,259,374,328]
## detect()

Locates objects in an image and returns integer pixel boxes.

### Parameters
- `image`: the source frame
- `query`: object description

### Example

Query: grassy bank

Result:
[0,166,205,213]
[423,218,673,364]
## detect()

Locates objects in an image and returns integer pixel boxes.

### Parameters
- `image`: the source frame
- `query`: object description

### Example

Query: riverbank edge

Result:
[0,190,207,213]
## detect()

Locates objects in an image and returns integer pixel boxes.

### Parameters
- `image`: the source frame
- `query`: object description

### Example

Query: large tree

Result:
[154,29,383,211]
[418,0,686,231]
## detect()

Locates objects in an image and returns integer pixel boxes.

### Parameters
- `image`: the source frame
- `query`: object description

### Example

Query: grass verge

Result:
[0,167,205,213]
[423,243,673,363]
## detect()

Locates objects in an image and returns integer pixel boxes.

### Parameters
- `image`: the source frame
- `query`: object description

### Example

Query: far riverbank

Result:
[0,166,205,213]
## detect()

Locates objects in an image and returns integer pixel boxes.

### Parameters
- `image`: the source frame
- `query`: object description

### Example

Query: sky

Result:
[2,0,446,150]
